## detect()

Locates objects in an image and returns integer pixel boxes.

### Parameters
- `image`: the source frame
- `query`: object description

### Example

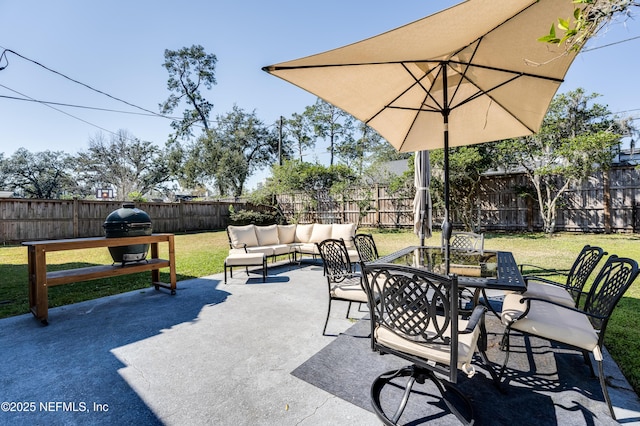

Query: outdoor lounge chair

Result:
[500,255,640,420]
[361,262,499,425]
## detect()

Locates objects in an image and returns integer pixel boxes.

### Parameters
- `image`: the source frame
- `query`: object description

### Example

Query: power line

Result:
[0,88,178,118]
[0,82,127,140]
[582,34,640,52]
[0,47,168,119]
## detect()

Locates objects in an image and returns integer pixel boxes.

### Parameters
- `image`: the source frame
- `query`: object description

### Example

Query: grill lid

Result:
[104,203,151,225]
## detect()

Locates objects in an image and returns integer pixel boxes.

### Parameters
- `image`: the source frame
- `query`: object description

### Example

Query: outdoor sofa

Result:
[226,223,359,264]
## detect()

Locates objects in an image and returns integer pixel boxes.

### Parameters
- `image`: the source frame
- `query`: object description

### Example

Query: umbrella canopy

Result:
[263,0,582,265]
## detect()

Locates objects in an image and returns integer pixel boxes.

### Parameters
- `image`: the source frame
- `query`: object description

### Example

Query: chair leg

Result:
[582,350,596,377]
[597,358,616,420]
[371,365,474,426]
[224,263,228,284]
[322,300,333,336]
[346,301,353,319]
[477,316,502,390]
[498,327,512,382]
[262,258,267,282]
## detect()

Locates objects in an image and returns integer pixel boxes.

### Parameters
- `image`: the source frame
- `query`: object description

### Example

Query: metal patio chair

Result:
[352,233,380,263]
[446,231,485,253]
[361,262,499,425]
[500,255,640,420]
[520,244,606,308]
[316,238,375,336]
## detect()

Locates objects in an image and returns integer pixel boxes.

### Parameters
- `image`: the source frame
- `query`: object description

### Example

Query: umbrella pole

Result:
[442,65,452,275]
[443,115,452,274]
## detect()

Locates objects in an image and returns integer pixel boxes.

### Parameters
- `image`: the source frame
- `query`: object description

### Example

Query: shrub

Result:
[228,207,283,226]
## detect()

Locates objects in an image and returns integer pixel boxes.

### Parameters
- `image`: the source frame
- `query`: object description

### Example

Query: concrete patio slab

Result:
[0,260,638,425]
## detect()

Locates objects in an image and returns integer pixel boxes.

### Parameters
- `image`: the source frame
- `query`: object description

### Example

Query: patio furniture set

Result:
[312,234,639,425]
[222,223,639,423]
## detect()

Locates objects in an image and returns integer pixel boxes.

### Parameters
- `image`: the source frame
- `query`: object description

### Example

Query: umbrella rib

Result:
[365,62,443,125]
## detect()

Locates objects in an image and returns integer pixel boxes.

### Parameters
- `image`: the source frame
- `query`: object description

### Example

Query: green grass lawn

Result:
[1,229,639,394]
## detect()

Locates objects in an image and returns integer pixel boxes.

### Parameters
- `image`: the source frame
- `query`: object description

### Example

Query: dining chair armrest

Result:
[523,275,566,287]
[510,294,596,323]
[460,305,487,334]
[518,263,569,277]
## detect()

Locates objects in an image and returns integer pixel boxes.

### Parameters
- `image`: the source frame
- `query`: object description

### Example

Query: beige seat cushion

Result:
[246,246,275,257]
[225,253,265,266]
[271,244,290,256]
[227,225,258,249]
[330,280,368,303]
[523,280,575,307]
[375,316,480,371]
[255,224,279,246]
[501,292,599,355]
[298,243,319,254]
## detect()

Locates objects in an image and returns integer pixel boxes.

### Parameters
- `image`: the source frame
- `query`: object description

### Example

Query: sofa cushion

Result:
[246,246,275,257]
[255,224,279,246]
[298,243,319,255]
[309,224,333,243]
[278,224,296,244]
[331,223,357,247]
[295,224,314,243]
[228,224,258,249]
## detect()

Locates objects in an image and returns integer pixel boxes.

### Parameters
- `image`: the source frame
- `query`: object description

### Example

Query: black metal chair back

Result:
[316,238,355,283]
[362,263,460,381]
[564,245,607,304]
[316,238,367,336]
[582,255,639,335]
[449,231,484,253]
[352,233,379,263]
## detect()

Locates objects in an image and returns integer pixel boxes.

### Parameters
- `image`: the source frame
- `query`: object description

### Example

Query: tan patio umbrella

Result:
[263,0,583,268]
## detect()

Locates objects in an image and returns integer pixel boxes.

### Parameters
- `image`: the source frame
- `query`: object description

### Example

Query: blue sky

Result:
[1,1,639,189]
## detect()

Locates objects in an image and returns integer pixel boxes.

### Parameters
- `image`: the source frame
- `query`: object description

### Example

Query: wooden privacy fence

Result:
[0,199,265,244]
[277,165,640,233]
[1,165,639,243]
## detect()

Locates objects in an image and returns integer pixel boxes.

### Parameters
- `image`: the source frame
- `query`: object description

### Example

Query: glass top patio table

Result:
[373,246,526,292]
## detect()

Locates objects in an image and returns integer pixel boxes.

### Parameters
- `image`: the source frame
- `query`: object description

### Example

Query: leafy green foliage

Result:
[430,145,495,231]
[1,148,77,199]
[227,206,282,226]
[495,88,623,233]
[187,106,278,197]
[160,44,217,140]
[74,130,171,201]
[540,1,637,51]
[304,99,354,166]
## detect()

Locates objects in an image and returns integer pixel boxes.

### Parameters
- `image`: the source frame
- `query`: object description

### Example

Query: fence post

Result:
[73,198,79,238]
[375,184,381,227]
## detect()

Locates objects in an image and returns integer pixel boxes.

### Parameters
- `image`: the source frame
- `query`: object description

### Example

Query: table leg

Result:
[151,242,160,284]
[33,247,48,325]
[168,235,176,295]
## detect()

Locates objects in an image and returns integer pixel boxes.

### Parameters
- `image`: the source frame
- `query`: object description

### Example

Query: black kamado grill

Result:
[103,203,152,265]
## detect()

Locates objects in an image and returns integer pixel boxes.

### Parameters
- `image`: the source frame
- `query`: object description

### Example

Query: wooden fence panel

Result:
[1,165,639,243]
